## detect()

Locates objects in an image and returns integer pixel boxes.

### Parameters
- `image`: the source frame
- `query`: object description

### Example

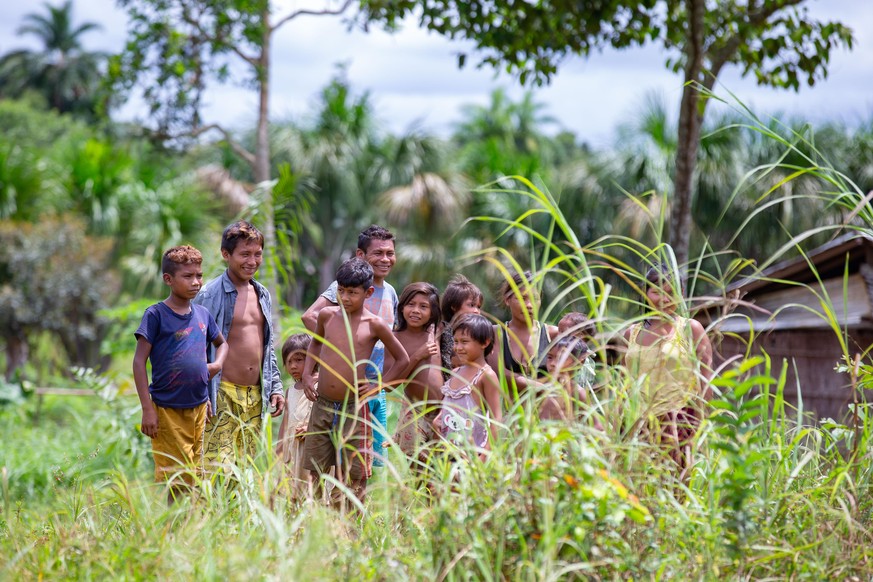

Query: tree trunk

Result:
[5,333,29,381]
[257,9,281,336]
[670,0,706,269]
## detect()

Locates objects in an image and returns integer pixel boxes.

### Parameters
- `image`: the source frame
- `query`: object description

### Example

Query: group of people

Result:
[133,221,712,504]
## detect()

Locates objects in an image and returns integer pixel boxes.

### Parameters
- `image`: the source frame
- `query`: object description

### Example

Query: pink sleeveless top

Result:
[437,365,492,449]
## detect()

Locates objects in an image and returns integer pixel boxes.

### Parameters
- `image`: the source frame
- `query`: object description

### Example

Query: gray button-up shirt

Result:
[193,270,283,418]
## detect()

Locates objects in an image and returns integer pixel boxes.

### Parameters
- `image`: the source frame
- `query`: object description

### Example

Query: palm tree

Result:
[0,1,105,118]
[453,88,558,185]
[377,130,472,286]
[268,75,383,304]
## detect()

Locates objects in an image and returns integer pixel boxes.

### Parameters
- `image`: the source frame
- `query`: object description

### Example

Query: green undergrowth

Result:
[1,353,871,580]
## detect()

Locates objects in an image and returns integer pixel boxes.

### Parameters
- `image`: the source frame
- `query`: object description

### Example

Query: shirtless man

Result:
[194,221,286,467]
[301,258,408,502]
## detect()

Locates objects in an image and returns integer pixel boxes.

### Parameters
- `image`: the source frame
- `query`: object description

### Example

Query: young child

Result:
[386,282,444,467]
[438,274,484,379]
[275,333,314,485]
[434,314,502,456]
[301,258,409,503]
[541,336,599,426]
[133,245,228,502]
[558,311,597,391]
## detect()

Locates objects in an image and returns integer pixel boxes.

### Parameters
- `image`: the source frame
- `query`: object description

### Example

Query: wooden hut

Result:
[700,233,873,421]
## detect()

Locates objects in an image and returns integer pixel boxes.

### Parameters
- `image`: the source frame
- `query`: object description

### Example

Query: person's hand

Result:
[412,324,439,361]
[140,404,158,439]
[206,399,213,418]
[302,376,318,402]
[295,425,307,440]
[270,392,285,417]
[206,361,222,379]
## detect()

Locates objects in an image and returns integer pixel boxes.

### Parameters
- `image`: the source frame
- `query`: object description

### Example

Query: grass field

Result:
[2,350,872,581]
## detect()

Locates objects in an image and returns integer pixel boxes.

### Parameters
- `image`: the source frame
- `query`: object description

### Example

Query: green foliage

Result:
[0,215,118,378]
[708,355,775,560]
[110,0,269,139]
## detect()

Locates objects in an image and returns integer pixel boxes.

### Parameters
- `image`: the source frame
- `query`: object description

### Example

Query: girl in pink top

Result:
[435,314,502,456]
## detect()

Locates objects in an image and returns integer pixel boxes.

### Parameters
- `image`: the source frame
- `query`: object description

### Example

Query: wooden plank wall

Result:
[717,330,873,422]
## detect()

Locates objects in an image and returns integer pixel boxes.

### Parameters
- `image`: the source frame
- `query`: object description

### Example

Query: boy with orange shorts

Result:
[133,246,228,502]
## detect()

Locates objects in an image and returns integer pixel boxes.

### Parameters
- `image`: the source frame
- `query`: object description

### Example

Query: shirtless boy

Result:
[194,221,286,467]
[302,225,399,467]
[301,258,409,503]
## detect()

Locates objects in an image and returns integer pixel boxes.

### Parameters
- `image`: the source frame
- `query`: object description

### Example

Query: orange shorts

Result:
[153,402,207,484]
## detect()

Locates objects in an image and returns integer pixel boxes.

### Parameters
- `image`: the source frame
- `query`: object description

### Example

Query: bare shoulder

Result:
[687,318,707,338]
[480,365,500,385]
[318,305,341,324]
[361,309,387,327]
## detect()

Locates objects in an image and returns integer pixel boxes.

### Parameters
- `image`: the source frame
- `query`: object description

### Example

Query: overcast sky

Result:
[1,0,871,147]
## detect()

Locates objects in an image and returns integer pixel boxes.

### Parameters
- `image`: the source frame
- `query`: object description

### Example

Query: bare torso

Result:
[317,307,382,402]
[389,329,443,402]
[506,321,536,365]
[222,282,265,386]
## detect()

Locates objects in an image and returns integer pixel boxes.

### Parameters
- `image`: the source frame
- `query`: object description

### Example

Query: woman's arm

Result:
[480,368,503,446]
[690,319,714,399]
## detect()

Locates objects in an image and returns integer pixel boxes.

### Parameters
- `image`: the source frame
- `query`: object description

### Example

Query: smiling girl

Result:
[386,282,444,466]
[435,313,502,455]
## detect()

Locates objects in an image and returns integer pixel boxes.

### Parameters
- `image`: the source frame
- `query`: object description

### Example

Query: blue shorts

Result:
[368,389,387,467]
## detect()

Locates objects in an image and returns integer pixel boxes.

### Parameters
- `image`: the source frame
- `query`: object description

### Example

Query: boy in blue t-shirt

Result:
[133,245,228,501]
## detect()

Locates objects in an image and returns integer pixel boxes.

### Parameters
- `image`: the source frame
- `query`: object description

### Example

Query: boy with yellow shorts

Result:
[133,246,228,502]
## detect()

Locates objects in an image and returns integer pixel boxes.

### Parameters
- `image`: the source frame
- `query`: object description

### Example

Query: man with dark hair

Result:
[302,225,398,467]
[194,220,285,468]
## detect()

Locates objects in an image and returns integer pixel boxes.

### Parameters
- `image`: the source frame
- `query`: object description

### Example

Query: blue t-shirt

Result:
[134,302,220,408]
[321,280,398,381]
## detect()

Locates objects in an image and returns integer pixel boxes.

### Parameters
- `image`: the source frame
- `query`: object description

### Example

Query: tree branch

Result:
[191,123,257,168]
[272,0,354,32]
[180,7,258,66]
[708,0,803,82]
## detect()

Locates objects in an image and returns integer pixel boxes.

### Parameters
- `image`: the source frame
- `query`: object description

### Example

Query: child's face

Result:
[163,263,203,301]
[222,240,263,283]
[357,239,396,281]
[456,295,482,318]
[452,329,489,364]
[337,284,373,313]
[546,347,584,376]
[646,280,675,312]
[402,292,432,331]
[284,350,306,381]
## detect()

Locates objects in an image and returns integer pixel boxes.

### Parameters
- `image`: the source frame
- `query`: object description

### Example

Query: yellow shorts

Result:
[153,402,207,484]
[204,380,262,468]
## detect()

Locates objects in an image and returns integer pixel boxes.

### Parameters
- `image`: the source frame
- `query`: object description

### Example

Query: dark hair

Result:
[644,262,683,295]
[396,282,441,332]
[558,312,595,338]
[452,313,495,357]
[281,333,310,362]
[357,224,395,253]
[549,336,590,360]
[336,257,374,289]
[499,270,535,302]
[221,221,265,254]
[162,245,202,276]
[441,274,483,324]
